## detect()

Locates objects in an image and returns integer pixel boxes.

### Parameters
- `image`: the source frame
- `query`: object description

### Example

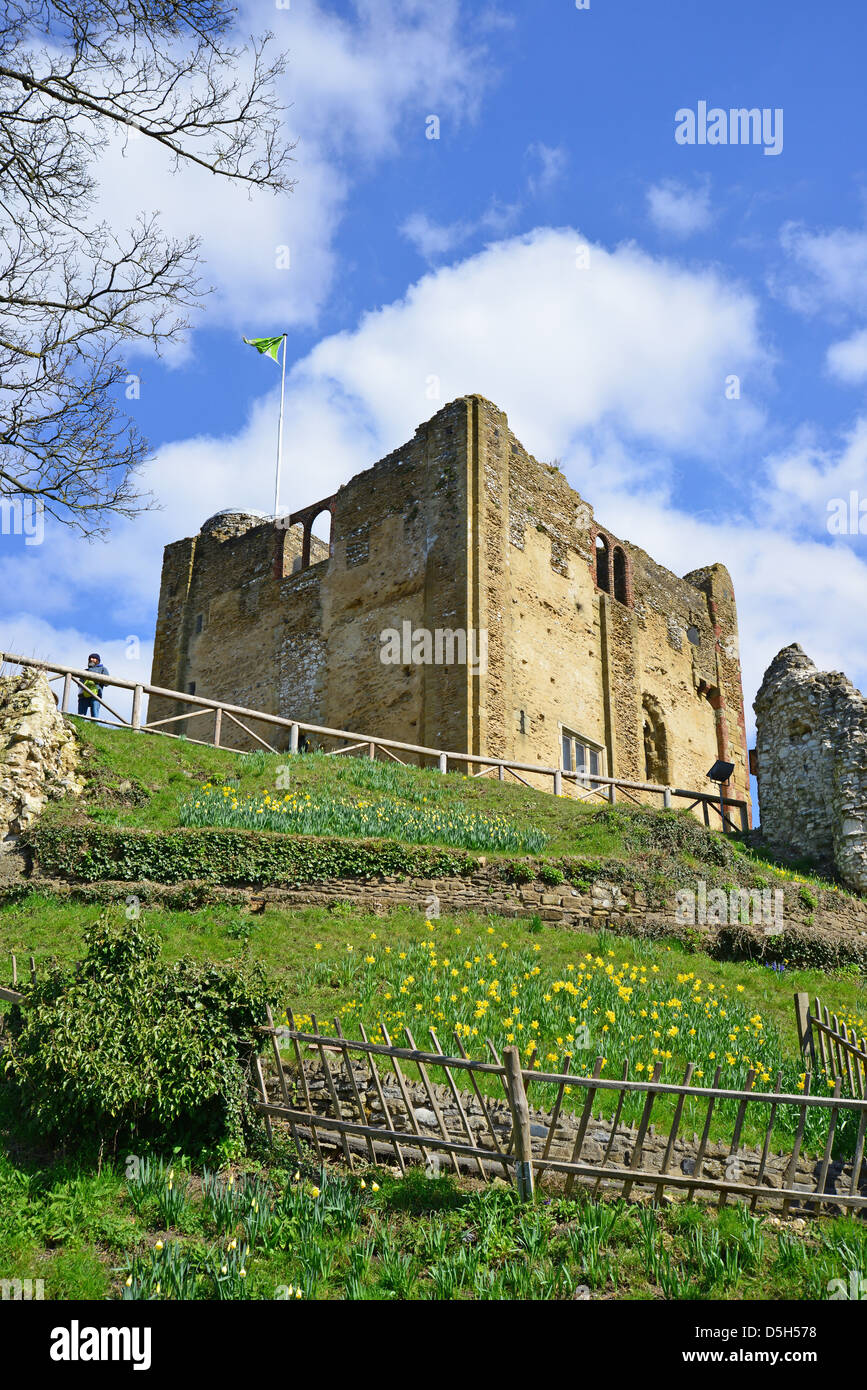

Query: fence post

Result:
[61,673,71,714]
[438,752,448,774]
[289,723,299,754]
[608,782,616,804]
[503,1046,534,1201]
[368,742,376,760]
[131,685,143,731]
[497,762,505,781]
[663,786,672,809]
[794,992,815,1069]
[553,769,563,796]
[213,707,222,747]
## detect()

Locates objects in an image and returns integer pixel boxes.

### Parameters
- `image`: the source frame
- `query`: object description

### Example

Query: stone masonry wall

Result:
[150,396,751,817]
[0,670,82,855]
[755,645,867,894]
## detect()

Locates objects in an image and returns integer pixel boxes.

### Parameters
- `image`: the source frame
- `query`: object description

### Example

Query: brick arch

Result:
[590,524,632,607]
[273,493,336,577]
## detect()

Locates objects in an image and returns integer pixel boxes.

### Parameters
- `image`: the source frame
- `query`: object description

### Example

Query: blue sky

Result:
[3,0,867,754]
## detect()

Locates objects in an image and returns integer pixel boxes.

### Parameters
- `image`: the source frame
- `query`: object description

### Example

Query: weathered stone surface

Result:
[149,395,751,820]
[0,670,83,850]
[755,645,867,894]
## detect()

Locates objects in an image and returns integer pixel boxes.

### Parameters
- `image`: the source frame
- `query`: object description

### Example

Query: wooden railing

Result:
[795,992,867,1099]
[0,651,749,832]
[254,1008,867,1214]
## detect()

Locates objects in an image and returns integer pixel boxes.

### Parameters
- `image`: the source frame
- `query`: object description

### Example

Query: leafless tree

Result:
[0,1,294,535]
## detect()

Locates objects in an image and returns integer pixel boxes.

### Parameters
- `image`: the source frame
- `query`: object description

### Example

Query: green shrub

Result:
[591,807,733,867]
[504,862,535,886]
[538,864,565,886]
[25,825,479,886]
[3,918,273,1155]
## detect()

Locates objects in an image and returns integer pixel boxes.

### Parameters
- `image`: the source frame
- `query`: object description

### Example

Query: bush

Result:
[504,861,535,885]
[25,825,479,886]
[3,918,274,1155]
[591,807,734,867]
[538,864,565,886]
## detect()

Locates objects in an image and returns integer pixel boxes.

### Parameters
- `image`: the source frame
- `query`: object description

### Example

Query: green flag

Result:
[243,335,284,363]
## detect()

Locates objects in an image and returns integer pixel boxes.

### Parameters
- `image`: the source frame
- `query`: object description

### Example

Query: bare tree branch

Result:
[0,0,295,536]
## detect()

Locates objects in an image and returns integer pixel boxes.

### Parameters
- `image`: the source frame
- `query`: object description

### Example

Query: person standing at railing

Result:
[78,653,109,719]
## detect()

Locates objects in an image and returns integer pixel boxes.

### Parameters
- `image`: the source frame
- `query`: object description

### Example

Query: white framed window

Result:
[560,727,605,788]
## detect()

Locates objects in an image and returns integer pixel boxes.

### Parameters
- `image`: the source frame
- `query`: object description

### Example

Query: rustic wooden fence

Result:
[0,651,749,832]
[254,1008,867,1216]
[795,991,867,1099]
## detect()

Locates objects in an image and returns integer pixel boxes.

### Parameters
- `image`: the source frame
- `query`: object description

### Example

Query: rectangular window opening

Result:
[561,728,604,791]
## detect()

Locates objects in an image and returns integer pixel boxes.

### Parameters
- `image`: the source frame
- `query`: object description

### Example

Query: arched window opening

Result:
[613,546,629,606]
[308,507,333,564]
[595,533,610,593]
[643,694,670,785]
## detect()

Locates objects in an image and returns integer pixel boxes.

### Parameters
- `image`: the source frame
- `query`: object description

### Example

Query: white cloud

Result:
[646,179,713,238]
[526,143,568,197]
[96,0,486,337]
[299,227,766,462]
[827,327,867,383]
[400,199,521,261]
[776,222,867,316]
[755,417,867,532]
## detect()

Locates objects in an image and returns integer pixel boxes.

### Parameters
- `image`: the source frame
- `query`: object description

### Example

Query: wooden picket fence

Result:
[795,991,867,1099]
[254,1007,867,1216]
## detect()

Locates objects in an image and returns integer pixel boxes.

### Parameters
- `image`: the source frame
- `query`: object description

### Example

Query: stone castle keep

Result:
[149,395,751,815]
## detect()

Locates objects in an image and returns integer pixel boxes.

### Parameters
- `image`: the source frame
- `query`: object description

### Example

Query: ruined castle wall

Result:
[149,396,750,814]
[319,398,472,754]
[470,399,750,810]
[149,517,320,749]
[755,646,867,892]
[150,404,476,756]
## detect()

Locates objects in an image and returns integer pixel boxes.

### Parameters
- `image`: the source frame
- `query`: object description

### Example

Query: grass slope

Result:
[38,719,849,891]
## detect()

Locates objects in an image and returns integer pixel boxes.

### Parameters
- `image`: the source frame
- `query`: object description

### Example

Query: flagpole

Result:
[274,333,287,518]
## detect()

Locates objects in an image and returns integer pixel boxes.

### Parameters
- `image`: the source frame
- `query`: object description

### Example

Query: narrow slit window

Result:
[595,534,610,593]
[613,547,628,605]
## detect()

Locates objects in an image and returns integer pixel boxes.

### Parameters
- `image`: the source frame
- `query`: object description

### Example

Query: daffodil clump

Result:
[294,923,851,1150]
[180,783,548,853]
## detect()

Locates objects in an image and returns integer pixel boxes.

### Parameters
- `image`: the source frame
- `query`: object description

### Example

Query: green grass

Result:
[1,1135,864,1301]
[3,723,865,1302]
[3,894,865,1152]
[41,721,854,896]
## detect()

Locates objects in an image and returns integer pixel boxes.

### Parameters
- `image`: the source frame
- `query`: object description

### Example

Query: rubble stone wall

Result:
[755,645,867,895]
[0,670,82,854]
